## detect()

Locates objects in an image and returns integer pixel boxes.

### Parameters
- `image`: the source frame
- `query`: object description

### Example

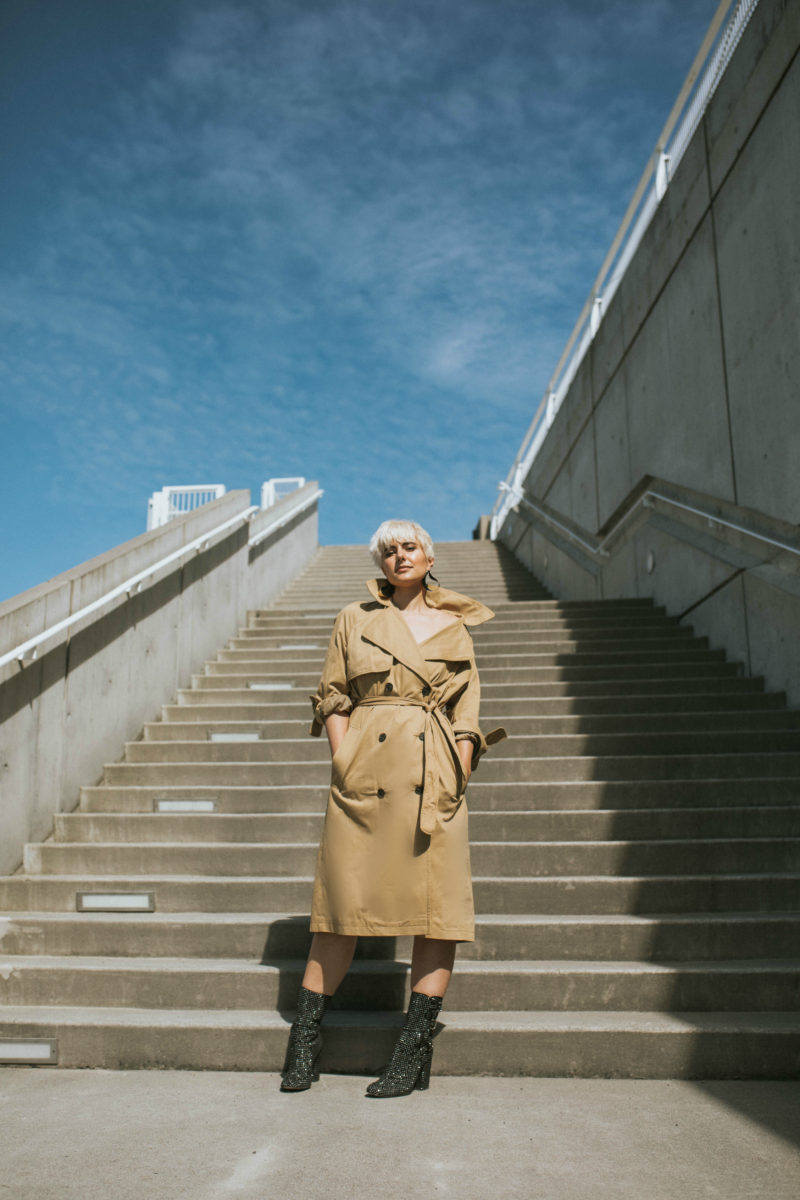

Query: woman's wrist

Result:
[324,712,350,756]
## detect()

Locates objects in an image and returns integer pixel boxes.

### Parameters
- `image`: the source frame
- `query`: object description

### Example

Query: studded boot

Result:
[279,986,332,1092]
[365,991,443,1098]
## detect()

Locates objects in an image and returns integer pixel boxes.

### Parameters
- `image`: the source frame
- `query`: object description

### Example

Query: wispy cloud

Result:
[0,0,715,595]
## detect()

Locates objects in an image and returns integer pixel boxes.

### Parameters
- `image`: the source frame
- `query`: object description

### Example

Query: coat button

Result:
[415,786,423,795]
[378,733,386,742]
[418,733,424,741]
[421,685,431,696]
[377,788,385,798]
[384,682,393,693]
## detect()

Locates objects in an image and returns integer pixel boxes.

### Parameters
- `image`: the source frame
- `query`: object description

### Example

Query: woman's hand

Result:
[324,712,350,758]
[456,738,474,787]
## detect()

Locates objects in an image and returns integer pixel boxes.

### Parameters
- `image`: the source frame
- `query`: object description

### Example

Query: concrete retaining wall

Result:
[0,485,319,874]
[499,0,800,704]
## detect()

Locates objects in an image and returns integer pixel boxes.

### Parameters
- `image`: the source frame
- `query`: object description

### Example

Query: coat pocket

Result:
[331,723,359,782]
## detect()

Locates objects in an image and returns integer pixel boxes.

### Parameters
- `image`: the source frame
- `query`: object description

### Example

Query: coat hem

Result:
[310,919,474,942]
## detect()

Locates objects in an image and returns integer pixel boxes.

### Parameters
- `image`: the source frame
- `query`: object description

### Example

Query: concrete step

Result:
[234,621,690,645]
[226,629,701,654]
[2,874,799,914]
[79,778,800,813]
[254,600,662,617]
[214,642,713,668]
[142,709,800,742]
[99,752,800,786]
[54,806,800,845]
[2,955,798,1013]
[24,839,800,878]
[202,649,728,675]
[247,606,668,625]
[3,912,798,962]
[0,1005,797,1076]
[191,669,744,696]
[164,690,783,722]
[178,677,767,703]
[121,730,800,762]
[225,629,700,655]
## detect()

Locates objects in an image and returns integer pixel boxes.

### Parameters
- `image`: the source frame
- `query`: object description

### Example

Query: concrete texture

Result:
[0,485,320,875]
[501,0,800,705]
[1,1070,798,1200]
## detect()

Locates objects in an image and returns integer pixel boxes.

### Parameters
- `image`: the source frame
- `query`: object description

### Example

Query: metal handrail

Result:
[491,0,760,537]
[499,485,605,557]
[637,490,800,559]
[1,505,259,671]
[248,487,324,547]
[504,482,800,565]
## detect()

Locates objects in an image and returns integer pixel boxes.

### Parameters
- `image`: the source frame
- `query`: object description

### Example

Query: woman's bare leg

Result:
[409,935,456,998]
[301,932,357,995]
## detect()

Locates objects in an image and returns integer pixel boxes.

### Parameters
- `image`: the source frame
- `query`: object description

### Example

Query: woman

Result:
[280,519,505,1097]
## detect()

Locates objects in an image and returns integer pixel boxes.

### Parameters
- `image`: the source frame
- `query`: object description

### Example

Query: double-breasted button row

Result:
[421,685,431,696]
[377,788,385,798]
[378,733,386,742]
[384,682,393,694]
[415,786,423,795]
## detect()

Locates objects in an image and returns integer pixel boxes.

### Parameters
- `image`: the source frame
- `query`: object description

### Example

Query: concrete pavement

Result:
[1,1071,798,1200]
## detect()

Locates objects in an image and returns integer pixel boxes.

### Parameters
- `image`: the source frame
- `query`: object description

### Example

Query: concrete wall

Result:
[499,0,800,703]
[0,485,319,874]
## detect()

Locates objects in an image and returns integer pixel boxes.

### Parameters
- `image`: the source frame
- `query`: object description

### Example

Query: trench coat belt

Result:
[354,694,464,836]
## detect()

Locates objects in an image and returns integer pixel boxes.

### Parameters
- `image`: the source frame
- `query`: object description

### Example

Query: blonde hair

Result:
[369,520,434,569]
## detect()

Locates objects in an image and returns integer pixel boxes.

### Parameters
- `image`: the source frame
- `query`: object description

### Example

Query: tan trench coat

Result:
[308,578,506,942]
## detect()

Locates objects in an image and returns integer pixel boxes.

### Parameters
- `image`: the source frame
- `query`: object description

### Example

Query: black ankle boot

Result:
[280,986,331,1092]
[365,991,443,1098]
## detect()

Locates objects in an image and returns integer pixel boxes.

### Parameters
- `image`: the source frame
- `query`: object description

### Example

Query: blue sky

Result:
[0,0,715,601]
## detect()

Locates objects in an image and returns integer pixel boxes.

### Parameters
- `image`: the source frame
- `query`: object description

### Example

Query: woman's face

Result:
[382,539,433,587]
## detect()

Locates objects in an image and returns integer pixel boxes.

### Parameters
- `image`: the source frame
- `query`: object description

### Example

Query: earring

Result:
[423,570,440,589]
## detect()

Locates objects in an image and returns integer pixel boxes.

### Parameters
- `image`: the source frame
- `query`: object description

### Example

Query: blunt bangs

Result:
[369,520,434,568]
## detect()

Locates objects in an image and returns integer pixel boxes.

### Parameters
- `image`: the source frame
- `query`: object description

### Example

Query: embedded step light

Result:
[154,798,217,813]
[76,893,155,912]
[0,1039,58,1065]
[248,682,295,691]
[208,731,261,742]
[278,643,320,650]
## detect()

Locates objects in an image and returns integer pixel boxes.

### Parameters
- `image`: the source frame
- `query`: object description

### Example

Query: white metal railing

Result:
[490,0,761,541]
[249,486,323,547]
[501,481,800,566]
[146,478,308,529]
[147,485,226,530]
[1,505,258,672]
[261,477,306,509]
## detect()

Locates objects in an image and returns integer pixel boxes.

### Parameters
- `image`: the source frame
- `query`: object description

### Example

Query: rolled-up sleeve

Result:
[450,657,506,768]
[309,611,353,737]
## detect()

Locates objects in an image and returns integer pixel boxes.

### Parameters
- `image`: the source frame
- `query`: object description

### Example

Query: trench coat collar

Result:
[365,578,495,627]
[360,579,487,683]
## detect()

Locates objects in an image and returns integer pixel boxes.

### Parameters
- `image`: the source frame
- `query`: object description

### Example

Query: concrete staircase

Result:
[2,541,800,1075]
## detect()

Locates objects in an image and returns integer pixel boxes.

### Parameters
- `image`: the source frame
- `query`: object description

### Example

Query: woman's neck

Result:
[389,583,428,612]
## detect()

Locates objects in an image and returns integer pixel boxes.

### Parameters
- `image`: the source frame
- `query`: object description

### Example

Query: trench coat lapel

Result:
[357,601,433,684]
[419,618,473,666]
